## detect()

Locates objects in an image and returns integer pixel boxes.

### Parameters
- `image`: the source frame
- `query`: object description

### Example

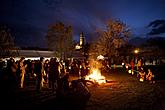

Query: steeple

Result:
[80,32,85,47]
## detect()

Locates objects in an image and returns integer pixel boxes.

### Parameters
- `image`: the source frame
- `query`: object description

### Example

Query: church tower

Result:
[80,32,85,47]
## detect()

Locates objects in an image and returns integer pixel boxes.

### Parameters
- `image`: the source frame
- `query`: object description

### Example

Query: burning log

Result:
[85,68,106,84]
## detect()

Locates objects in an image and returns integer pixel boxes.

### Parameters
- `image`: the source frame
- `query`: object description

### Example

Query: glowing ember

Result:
[85,68,106,84]
[139,78,144,82]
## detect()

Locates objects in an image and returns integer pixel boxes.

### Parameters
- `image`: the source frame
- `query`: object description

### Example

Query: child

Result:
[146,69,155,83]
[139,67,145,82]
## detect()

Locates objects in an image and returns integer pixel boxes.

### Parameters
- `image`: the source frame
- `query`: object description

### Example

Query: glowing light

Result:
[85,68,106,84]
[97,55,104,60]
[139,78,144,82]
[134,49,139,54]
[75,45,81,49]
[34,73,36,77]
[128,70,132,74]
[122,62,124,66]
[132,71,134,75]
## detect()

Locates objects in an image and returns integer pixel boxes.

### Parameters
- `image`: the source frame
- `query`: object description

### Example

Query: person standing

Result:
[44,59,49,83]
[137,59,142,78]
[7,58,18,90]
[18,57,27,88]
[130,59,135,75]
[35,57,45,93]
[10,58,18,88]
[139,67,146,82]
[146,69,155,83]
[49,58,60,92]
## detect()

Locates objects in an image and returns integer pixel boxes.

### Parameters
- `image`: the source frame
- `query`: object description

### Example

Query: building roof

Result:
[0,49,55,58]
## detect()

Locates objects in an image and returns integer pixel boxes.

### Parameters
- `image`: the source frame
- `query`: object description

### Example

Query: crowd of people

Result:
[0,57,92,94]
[0,56,157,96]
[126,58,155,83]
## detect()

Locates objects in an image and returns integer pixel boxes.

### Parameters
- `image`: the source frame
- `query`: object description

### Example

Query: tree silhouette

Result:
[0,25,15,48]
[0,25,19,57]
[45,22,73,59]
[91,19,131,58]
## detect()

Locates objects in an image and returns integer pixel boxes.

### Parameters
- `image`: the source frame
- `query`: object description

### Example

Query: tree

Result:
[64,26,73,58]
[0,25,19,57]
[0,25,15,48]
[91,19,131,58]
[45,22,73,59]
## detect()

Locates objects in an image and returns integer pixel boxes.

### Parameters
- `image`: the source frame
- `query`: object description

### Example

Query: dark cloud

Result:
[147,20,165,35]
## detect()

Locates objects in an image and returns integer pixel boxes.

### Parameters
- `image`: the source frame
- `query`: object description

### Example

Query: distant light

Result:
[97,55,104,60]
[34,73,36,77]
[75,45,81,49]
[132,71,134,75]
[122,62,124,66]
[128,70,132,74]
[134,49,139,54]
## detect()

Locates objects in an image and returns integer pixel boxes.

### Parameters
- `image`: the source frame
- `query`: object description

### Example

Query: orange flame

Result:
[85,68,106,84]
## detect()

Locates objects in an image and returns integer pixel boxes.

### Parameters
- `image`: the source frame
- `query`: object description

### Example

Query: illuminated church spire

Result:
[80,32,85,47]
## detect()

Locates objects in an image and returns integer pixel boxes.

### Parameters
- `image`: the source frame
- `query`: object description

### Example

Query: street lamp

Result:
[134,49,139,54]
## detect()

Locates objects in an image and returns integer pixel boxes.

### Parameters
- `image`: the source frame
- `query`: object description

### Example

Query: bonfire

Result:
[85,68,106,84]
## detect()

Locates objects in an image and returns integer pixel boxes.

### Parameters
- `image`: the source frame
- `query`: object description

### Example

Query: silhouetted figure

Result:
[5,58,18,91]
[130,59,135,75]
[57,63,70,95]
[10,58,18,89]
[44,59,49,83]
[137,59,142,77]
[35,57,45,92]
[49,58,60,92]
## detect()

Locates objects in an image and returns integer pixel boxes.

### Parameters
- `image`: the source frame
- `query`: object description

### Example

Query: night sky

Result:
[1,0,165,48]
